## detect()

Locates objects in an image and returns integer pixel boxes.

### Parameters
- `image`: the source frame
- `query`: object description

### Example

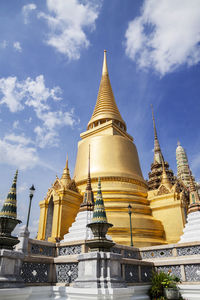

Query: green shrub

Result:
[149,271,181,299]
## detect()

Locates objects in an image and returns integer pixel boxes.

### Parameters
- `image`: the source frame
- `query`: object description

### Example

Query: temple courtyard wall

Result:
[0,238,200,299]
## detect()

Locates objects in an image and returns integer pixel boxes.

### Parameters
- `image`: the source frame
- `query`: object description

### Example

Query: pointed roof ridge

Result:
[92,177,108,223]
[151,104,164,164]
[0,170,18,219]
[87,51,126,131]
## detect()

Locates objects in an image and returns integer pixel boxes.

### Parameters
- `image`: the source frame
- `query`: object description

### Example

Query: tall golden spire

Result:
[87,50,126,131]
[61,154,71,186]
[151,104,164,164]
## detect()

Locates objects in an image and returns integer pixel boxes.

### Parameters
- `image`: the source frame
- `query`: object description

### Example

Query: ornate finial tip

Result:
[104,49,107,52]
[177,141,180,146]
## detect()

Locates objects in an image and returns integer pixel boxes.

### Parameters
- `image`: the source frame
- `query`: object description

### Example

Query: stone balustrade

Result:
[140,241,200,283]
[19,238,200,286]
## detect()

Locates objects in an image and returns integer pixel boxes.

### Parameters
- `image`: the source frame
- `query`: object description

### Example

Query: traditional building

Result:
[37,51,189,247]
[148,106,175,190]
[148,111,188,243]
[37,157,82,242]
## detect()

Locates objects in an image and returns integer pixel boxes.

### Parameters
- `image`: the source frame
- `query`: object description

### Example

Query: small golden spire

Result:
[160,159,172,189]
[61,154,71,186]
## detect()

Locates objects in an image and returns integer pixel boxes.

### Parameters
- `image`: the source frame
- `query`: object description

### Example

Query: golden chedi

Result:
[73,50,166,246]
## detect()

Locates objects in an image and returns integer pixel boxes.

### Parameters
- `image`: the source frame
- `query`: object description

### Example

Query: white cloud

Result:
[0,75,61,113]
[0,77,24,112]
[24,75,62,112]
[22,3,37,24]
[125,0,200,75]
[0,137,39,170]
[13,41,22,52]
[0,74,78,149]
[4,133,33,146]
[34,109,76,147]
[39,0,102,59]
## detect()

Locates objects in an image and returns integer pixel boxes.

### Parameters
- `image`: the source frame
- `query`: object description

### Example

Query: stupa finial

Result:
[0,170,18,219]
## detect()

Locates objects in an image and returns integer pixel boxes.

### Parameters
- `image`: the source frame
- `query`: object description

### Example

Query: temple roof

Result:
[87,50,126,131]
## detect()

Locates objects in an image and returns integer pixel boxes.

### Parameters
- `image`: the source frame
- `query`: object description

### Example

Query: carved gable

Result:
[157,185,170,195]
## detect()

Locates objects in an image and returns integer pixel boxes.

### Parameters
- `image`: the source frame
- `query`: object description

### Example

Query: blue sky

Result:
[0,0,200,237]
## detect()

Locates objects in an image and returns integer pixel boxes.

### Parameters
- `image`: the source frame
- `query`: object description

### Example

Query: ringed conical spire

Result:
[87,50,126,131]
[92,178,107,223]
[151,105,164,164]
[0,170,18,219]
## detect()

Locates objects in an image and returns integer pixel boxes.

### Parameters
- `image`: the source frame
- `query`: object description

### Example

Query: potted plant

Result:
[162,274,181,299]
[149,271,168,299]
[149,271,181,300]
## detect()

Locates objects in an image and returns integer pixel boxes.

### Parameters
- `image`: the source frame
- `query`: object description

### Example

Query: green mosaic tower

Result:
[0,170,21,250]
[0,170,18,218]
[92,177,107,223]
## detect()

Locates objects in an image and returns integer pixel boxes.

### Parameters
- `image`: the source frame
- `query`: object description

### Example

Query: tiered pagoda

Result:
[148,106,175,190]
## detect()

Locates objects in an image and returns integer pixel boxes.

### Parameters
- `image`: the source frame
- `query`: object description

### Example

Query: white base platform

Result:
[179,211,200,243]
[0,285,150,300]
[1,284,200,300]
